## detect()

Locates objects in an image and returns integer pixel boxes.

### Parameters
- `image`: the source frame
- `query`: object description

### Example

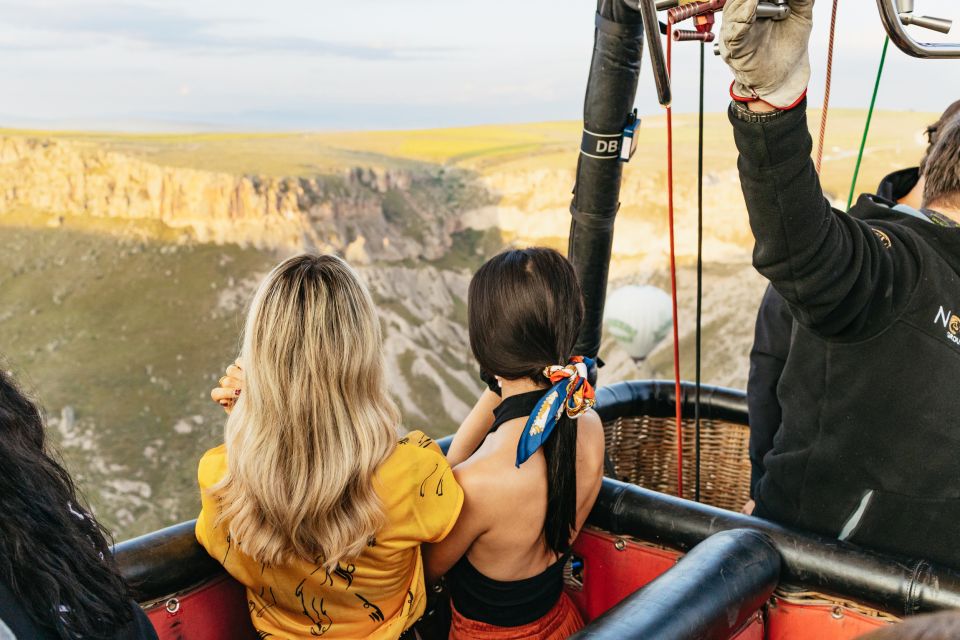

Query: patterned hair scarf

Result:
[516,356,596,467]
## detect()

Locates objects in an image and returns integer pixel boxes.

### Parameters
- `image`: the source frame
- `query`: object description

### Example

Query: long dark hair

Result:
[0,369,134,638]
[468,247,584,555]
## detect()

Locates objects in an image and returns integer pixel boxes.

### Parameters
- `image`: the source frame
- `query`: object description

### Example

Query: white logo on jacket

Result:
[935,306,960,344]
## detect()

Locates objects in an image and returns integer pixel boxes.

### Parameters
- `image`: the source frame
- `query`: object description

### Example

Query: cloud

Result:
[0,1,449,59]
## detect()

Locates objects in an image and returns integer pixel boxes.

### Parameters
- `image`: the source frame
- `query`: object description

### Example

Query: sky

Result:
[0,0,958,131]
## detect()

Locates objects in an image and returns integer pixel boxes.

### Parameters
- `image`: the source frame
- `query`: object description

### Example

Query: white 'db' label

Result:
[580,129,622,160]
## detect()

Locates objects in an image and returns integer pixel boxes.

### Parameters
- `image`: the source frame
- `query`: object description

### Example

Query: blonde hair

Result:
[214,253,400,569]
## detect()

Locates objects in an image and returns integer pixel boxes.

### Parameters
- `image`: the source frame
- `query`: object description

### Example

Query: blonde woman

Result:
[198,254,463,640]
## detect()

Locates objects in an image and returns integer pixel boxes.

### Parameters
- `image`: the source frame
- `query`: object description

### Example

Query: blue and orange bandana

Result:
[516,356,596,467]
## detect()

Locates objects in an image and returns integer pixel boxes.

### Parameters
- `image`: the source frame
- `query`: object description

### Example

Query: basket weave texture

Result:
[604,415,752,513]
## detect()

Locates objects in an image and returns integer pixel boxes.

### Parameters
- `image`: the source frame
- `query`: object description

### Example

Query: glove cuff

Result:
[730,81,758,103]
[761,88,808,111]
[729,82,807,112]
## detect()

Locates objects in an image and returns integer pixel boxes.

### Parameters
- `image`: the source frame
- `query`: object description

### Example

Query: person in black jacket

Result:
[0,368,157,640]
[745,284,792,509]
[744,101,960,514]
[719,0,960,566]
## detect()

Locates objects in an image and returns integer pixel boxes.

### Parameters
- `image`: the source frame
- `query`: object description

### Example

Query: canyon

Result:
[0,110,929,537]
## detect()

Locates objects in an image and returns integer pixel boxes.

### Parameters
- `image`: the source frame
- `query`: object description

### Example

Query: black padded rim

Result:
[114,520,222,602]
[590,478,960,617]
[595,379,748,425]
[114,381,960,618]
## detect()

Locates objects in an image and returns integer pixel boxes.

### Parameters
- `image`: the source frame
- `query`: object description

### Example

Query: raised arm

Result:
[446,389,500,467]
[731,101,919,336]
[720,0,919,337]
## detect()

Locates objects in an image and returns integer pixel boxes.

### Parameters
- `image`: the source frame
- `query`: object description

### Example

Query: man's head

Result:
[922,114,960,212]
[920,100,960,174]
[927,100,960,145]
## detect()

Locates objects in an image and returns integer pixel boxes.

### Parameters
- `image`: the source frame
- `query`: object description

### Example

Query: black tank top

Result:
[446,389,570,627]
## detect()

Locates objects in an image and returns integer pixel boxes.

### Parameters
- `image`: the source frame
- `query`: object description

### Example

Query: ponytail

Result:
[542,414,578,554]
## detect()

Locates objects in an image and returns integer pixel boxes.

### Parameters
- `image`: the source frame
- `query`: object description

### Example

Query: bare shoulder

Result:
[453,440,534,510]
[577,409,606,455]
[452,454,500,504]
[450,454,510,532]
[574,410,606,526]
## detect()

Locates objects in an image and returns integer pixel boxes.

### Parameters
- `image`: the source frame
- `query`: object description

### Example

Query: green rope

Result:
[847,37,890,210]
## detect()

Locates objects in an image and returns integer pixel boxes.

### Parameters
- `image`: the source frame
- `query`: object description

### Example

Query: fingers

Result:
[212,386,240,402]
[719,1,765,64]
[211,386,239,415]
[211,360,245,414]
[218,375,242,390]
[211,387,241,414]
[790,0,815,20]
[722,0,760,24]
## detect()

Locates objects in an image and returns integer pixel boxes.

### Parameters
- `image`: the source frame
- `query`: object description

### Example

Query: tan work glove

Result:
[718,0,814,109]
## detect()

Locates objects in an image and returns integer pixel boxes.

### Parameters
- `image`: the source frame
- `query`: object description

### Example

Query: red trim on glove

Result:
[729,82,756,103]
[728,82,808,111]
[775,89,808,111]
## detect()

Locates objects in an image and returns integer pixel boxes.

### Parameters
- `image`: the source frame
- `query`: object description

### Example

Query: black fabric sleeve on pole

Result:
[569,0,645,361]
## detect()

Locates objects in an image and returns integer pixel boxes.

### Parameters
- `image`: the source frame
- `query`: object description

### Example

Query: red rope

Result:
[666,20,684,500]
[816,0,839,173]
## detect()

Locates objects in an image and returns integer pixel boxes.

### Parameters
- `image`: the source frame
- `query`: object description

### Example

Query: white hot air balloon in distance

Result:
[604,285,673,361]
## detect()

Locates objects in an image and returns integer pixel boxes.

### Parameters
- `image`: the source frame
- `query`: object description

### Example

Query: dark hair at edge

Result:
[857,611,960,640]
[0,369,135,639]
[920,99,960,174]
[468,247,584,555]
[923,114,960,211]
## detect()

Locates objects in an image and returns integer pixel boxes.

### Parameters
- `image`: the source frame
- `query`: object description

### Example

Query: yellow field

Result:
[1,108,938,204]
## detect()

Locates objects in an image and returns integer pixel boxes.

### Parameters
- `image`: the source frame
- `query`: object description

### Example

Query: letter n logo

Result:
[936,305,952,328]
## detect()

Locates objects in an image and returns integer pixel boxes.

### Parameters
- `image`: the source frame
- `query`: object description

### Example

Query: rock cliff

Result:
[0,136,475,262]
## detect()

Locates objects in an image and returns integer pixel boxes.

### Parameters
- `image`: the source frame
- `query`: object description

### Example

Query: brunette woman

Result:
[0,369,157,640]
[425,248,606,639]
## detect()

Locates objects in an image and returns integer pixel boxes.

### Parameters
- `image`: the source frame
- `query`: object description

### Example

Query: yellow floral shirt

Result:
[196,431,462,640]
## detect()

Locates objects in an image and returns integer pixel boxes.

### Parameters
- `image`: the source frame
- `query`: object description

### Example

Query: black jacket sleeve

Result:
[746,285,792,497]
[729,100,921,338]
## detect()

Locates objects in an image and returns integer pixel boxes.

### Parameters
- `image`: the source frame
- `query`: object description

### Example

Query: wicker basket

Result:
[604,414,752,513]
